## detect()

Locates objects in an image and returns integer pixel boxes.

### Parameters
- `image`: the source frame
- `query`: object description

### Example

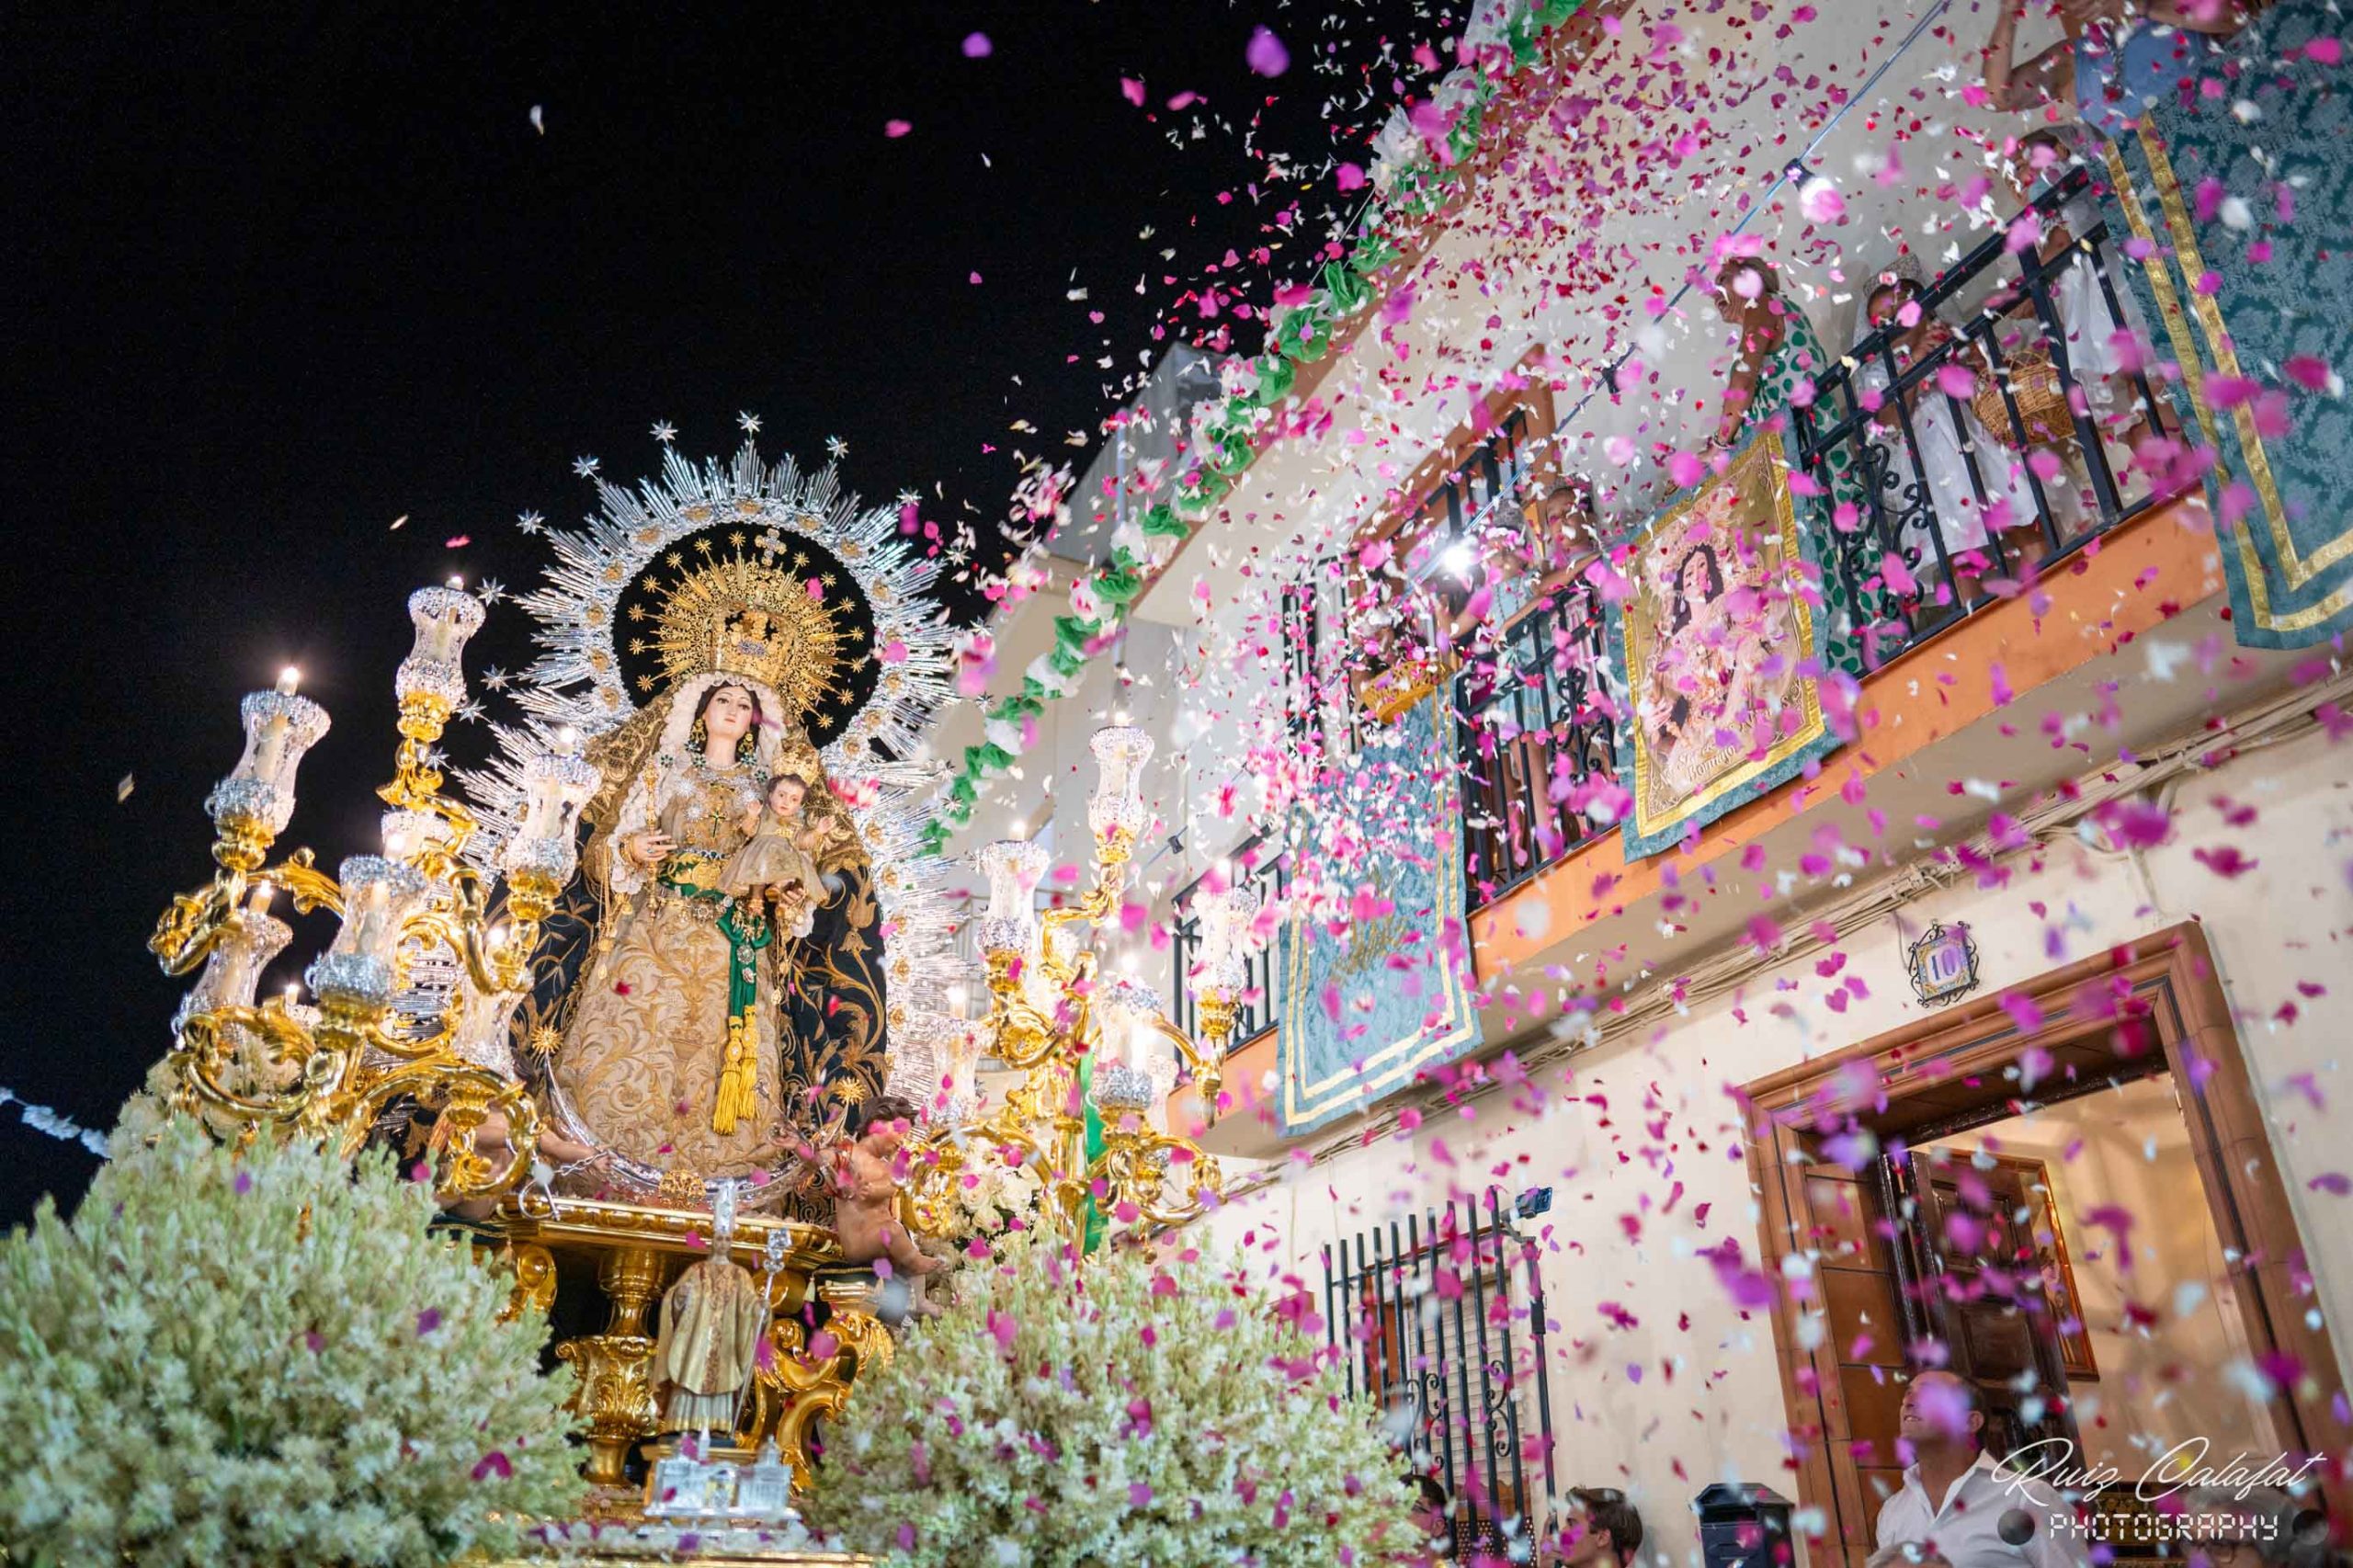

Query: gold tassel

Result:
[712,1010,757,1134]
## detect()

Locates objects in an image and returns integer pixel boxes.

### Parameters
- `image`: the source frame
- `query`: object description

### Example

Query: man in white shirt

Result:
[1872,1371,2087,1568]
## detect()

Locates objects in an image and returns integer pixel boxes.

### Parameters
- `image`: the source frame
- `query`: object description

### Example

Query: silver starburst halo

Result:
[506,438,953,759]
[456,436,963,1058]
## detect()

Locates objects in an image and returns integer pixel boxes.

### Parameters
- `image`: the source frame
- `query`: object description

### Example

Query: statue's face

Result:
[701,684,758,747]
[768,775,807,815]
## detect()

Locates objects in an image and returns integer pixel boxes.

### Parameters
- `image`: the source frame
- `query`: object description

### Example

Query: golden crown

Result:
[712,607,784,683]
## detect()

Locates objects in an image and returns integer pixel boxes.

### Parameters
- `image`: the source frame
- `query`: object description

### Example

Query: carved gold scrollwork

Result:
[262,848,344,918]
[149,882,236,977]
[168,1003,329,1125]
[557,1333,659,1489]
[755,1307,888,1493]
[556,1245,666,1489]
[1097,1121,1225,1232]
[495,1242,558,1325]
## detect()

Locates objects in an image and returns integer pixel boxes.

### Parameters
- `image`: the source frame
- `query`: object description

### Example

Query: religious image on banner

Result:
[1275,690,1480,1138]
[1608,429,1839,861]
[2100,0,2353,649]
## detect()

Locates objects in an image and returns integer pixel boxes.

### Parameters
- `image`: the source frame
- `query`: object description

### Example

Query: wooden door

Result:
[1887,1147,2081,1460]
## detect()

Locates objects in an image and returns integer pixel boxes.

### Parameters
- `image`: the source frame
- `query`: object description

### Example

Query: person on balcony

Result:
[2000,126,2157,450]
[1399,1472,1451,1562]
[1708,256,1827,454]
[1980,0,2248,140]
[1860,274,2055,599]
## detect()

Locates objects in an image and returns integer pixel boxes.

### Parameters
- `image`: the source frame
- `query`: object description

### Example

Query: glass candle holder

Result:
[1194,881,1261,995]
[179,884,294,1022]
[207,681,331,836]
[503,743,599,885]
[380,808,447,865]
[305,855,431,1011]
[393,585,484,710]
[973,838,1049,960]
[1094,972,1167,1076]
[1086,725,1154,845]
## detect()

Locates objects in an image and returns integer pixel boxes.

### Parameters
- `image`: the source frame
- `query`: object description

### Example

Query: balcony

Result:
[1455,165,2165,911]
[1170,166,2210,1063]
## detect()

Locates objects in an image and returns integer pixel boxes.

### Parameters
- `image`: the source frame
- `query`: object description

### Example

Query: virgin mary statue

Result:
[473,441,961,1197]
[549,670,798,1175]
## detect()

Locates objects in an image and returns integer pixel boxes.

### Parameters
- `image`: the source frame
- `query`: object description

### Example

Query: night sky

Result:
[3,2,1438,1223]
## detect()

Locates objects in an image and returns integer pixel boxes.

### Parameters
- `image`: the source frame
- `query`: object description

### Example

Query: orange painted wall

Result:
[1473,498,2222,974]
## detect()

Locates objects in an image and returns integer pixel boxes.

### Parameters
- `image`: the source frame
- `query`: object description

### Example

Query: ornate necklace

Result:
[684,748,762,790]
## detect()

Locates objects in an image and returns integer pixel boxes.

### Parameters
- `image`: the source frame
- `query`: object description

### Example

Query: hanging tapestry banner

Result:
[2104,1,2353,649]
[1607,428,1841,862]
[1276,690,1481,1138]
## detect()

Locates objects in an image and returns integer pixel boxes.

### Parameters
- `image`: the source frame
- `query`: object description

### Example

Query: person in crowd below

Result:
[1981,0,2249,139]
[1860,273,2058,601]
[2000,126,2158,449]
[1875,1370,2086,1568]
[1543,1486,1644,1568]
[1398,1472,1450,1562]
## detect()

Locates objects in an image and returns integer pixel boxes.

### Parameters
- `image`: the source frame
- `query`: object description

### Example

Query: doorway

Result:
[1736,923,2346,1562]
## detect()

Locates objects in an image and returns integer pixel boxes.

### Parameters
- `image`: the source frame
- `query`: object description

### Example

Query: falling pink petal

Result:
[1246,26,1290,77]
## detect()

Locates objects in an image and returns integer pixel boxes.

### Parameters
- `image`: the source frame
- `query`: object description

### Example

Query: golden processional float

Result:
[141,436,1257,1556]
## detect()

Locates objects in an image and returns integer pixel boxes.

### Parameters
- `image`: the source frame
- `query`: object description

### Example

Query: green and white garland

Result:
[923,0,1590,853]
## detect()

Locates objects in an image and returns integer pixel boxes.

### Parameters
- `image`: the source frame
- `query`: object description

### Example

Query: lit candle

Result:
[517,751,597,840]
[1090,973,1170,1112]
[408,585,484,665]
[381,809,439,863]
[211,684,330,836]
[276,666,301,696]
[251,710,291,780]
[394,585,485,711]
[308,856,431,1010]
[503,741,599,885]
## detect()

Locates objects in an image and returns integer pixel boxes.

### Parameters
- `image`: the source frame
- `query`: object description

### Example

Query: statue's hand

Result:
[627,830,675,868]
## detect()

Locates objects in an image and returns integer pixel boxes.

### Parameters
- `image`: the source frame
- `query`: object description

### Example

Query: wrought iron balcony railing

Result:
[1166,171,2169,1049]
[1790,164,2163,671]
[1453,165,2161,912]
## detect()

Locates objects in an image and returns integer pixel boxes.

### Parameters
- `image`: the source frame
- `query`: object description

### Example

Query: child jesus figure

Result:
[831,1094,945,1281]
[722,772,830,937]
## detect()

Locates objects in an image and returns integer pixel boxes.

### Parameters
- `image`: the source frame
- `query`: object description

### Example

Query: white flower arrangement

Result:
[0,1116,584,1565]
[815,1236,1416,1567]
[935,1146,1048,1244]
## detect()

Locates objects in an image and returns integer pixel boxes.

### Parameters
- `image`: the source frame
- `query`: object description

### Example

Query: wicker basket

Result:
[1971,347,2074,448]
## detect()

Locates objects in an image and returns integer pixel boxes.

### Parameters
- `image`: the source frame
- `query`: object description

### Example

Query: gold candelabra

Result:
[146,584,595,1203]
[908,726,1260,1243]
